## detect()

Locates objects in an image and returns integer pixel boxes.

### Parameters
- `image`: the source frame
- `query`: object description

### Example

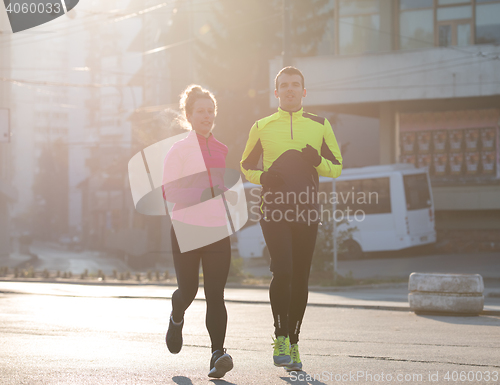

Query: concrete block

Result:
[408,273,484,294]
[409,292,484,315]
[408,273,484,315]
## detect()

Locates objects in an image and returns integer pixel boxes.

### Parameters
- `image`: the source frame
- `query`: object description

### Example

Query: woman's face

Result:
[187,98,215,136]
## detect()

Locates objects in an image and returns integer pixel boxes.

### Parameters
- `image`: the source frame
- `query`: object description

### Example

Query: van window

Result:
[403,173,431,210]
[336,177,391,214]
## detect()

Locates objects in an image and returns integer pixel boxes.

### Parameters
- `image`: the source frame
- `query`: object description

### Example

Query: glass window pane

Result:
[336,178,391,214]
[317,17,336,55]
[476,3,500,45]
[336,180,359,211]
[438,0,470,5]
[361,178,391,214]
[437,5,472,21]
[457,23,471,46]
[403,174,431,211]
[400,0,433,10]
[400,9,434,50]
[340,0,378,16]
[439,24,452,46]
[339,14,380,54]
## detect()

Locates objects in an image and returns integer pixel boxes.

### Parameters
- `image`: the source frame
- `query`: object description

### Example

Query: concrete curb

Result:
[409,273,486,315]
[0,278,409,292]
[3,288,499,315]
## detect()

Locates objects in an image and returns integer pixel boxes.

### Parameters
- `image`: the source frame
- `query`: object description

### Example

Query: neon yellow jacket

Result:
[240,107,342,223]
[241,107,342,181]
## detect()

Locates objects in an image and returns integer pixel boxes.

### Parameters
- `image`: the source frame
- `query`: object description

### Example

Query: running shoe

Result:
[166,314,183,354]
[208,349,233,378]
[272,336,292,367]
[285,343,302,372]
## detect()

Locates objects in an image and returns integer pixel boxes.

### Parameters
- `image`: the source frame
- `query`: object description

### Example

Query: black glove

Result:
[260,171,283,189]
[301,144,321,167]
[200,184,224,202]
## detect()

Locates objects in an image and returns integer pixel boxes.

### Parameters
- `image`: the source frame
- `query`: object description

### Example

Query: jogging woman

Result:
[162,85,235,378]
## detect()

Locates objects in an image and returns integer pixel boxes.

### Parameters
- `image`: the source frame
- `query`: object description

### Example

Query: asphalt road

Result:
[1,282,499,384]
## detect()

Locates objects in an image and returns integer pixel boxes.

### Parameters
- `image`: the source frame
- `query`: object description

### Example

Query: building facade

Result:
[0,3,15,256]
[272,0,500,251]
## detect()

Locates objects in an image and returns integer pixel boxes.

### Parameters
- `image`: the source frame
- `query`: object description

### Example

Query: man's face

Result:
[274,73,306,112]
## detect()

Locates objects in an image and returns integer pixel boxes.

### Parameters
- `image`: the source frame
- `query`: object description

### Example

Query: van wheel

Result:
[343,240,363,260]
[262,246,271,263]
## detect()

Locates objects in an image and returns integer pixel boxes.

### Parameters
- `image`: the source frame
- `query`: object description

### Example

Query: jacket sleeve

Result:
[240,122,264,185]
[315,119,343,178]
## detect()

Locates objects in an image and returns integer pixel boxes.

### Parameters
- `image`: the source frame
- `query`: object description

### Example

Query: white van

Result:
[236,164,436,259]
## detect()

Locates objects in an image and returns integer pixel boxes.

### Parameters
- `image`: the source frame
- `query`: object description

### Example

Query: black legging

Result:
[170,225,231,353]
[260,219,318,345]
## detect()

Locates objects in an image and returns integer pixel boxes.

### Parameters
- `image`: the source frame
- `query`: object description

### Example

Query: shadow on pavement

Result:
[280,371,329,385]
[171,376,238,385]
[172,376,193,385]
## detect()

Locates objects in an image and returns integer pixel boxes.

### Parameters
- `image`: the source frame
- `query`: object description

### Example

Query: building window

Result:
[397,0,500,50]
[399,0,434,50]
[476,1,500,45]
[438,0,470,5]
[436,5,472,20]
[399,110,499,184]
[436,2,473,47]
[338,0,380,55]
[317,15,336,56]
[336,177,392,214]
[339,0,500,55]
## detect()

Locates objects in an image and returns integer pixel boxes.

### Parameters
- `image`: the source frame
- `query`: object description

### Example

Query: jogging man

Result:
[240,66,342,371]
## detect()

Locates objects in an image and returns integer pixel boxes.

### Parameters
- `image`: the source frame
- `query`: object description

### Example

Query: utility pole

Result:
[283,0,292,67]
[0,7,13,257]
[332,180,337,282]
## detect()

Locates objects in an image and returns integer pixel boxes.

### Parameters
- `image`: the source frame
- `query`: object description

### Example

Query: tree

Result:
[195,0,332,94]
[32,139,69,240]
[312,216,358,274]
[168,0,333,169]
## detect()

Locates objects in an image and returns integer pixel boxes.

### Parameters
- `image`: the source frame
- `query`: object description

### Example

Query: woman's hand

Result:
[224,190,238,206]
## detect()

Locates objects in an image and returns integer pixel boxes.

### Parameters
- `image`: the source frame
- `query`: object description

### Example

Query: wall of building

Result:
[280,45,500,108]
[0,1,12,256]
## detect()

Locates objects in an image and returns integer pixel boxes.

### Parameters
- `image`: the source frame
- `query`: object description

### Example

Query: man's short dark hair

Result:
[275,66,305,90]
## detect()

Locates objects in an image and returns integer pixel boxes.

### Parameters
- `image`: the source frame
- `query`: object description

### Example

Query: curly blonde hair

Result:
[179,84,217,117]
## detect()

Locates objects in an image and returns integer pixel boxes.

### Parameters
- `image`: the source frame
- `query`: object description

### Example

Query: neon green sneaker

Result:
[285,343,302,372]
[272,336,292,367]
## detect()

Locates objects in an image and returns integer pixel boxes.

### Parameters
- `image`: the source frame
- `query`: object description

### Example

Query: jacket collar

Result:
[190,130,214,141]
[257,108,305,131]
[278,107,304,118]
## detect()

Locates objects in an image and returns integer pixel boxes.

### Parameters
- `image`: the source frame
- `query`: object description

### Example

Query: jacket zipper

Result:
[205,137,212,157]
[289,112,293,140]
[205,137,215,197]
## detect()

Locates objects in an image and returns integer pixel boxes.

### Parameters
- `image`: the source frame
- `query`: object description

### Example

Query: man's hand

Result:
[301,144,321,167]
[260,171,284,189]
